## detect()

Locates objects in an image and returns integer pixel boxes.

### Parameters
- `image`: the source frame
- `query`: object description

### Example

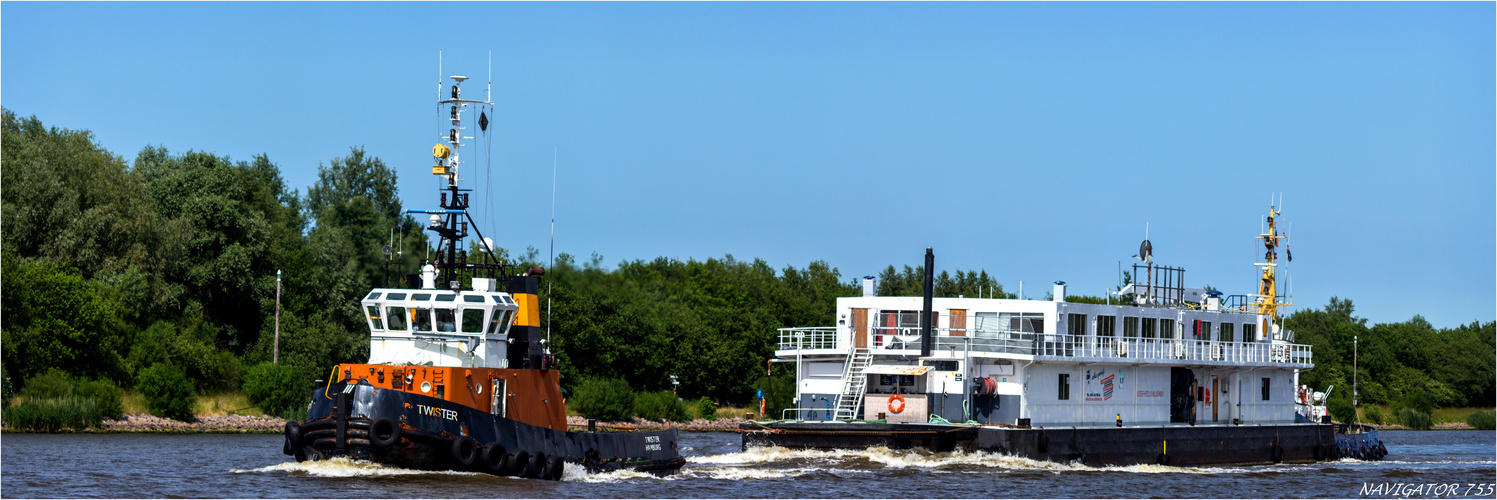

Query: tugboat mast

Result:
[420,75,502,290]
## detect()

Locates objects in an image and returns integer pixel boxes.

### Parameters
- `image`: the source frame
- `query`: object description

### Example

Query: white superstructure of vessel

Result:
[775,204,1311,428]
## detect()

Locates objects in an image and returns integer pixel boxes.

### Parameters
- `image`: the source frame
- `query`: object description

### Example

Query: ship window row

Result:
[1075,314,1261,342]
[856,308,1267,342]
[365,291,511,303]
[363,303,514,335]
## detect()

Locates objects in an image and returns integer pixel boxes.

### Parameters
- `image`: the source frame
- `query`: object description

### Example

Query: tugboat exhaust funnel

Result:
[921,247,934,357]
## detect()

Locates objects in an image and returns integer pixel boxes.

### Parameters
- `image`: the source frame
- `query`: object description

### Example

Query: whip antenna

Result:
[548,147,557,347]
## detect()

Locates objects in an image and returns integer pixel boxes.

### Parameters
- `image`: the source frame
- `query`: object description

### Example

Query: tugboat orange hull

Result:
[286,377,685,479]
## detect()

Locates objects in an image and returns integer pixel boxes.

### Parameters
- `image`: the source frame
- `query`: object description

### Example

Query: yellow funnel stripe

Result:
[513,293,540,327]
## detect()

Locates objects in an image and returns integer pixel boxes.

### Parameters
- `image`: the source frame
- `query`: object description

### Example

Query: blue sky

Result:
[3,2,1492,328]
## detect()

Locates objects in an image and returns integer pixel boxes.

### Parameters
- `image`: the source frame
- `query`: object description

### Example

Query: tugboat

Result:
[744,202,1368,466]
[281,73,686,479]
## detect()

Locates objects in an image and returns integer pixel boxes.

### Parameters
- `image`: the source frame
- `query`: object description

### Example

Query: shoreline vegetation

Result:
[3,109,1493,434]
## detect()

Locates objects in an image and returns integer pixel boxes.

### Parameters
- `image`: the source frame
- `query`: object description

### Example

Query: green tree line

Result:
[2,109,1490,425]
[1287,298,1495,413]
[2,109,428,418]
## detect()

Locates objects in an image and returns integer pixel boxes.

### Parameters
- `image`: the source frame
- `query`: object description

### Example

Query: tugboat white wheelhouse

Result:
[281,72,685,479]
[743,205,1381,466]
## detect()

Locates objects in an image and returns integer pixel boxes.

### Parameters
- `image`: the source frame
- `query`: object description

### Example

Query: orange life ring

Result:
[887,394,906,414]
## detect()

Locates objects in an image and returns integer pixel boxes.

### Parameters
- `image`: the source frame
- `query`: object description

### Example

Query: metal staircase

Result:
[833,349,873,420]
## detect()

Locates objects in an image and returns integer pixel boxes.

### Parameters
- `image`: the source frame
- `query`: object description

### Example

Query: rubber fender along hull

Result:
[740,421,1341,467]
[288,381,686,478]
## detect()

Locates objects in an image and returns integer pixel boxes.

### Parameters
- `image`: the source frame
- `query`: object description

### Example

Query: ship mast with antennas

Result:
[1253,196,1292,333]
[415,74,503,290]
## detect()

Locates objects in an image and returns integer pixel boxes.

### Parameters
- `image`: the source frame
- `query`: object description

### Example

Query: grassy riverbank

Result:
[118,391,264,418]
[1353,405,1495,429]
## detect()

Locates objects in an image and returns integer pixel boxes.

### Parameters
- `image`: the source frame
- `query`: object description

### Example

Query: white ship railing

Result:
[778,327,838,350]
[777,326,1313,366]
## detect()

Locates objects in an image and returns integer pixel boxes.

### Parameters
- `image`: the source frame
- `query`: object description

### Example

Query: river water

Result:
[2,430,1492,498]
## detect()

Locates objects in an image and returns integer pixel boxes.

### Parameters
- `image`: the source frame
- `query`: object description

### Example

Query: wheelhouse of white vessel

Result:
[360,279,519,368]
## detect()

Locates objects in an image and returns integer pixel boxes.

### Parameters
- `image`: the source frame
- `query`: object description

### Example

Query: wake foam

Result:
[231,457,483,478]
[695,445,1224,474]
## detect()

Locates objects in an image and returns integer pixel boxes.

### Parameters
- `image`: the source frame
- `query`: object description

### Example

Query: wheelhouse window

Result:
[411,308,433,332]
[1195,321,1212,340]
[1219,322,1234,342]
[488,309,514,334]
[366,306,384,331]
[1123,317,1139,338]
[1140,317,1157,339]
[1161,319,1176,339]
[461,309,485,334]
[385,306,408,331]
[435,308,457,332]
[1243,323,1257,343]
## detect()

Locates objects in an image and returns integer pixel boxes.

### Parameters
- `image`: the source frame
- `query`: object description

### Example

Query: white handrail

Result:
[778,326,1313,365]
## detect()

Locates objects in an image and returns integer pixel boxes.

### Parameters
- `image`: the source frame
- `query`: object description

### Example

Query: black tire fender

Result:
[284,421,302,449]
[522,452,544,479]
[370,418,402,449]
[506,450,531,477]
[451,436,479,467]
[541,455,565,480]
[481,442,508,473]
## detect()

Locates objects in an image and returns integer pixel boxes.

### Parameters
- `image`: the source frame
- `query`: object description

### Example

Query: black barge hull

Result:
[285,380,685,479]
[740,421,1342,467]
